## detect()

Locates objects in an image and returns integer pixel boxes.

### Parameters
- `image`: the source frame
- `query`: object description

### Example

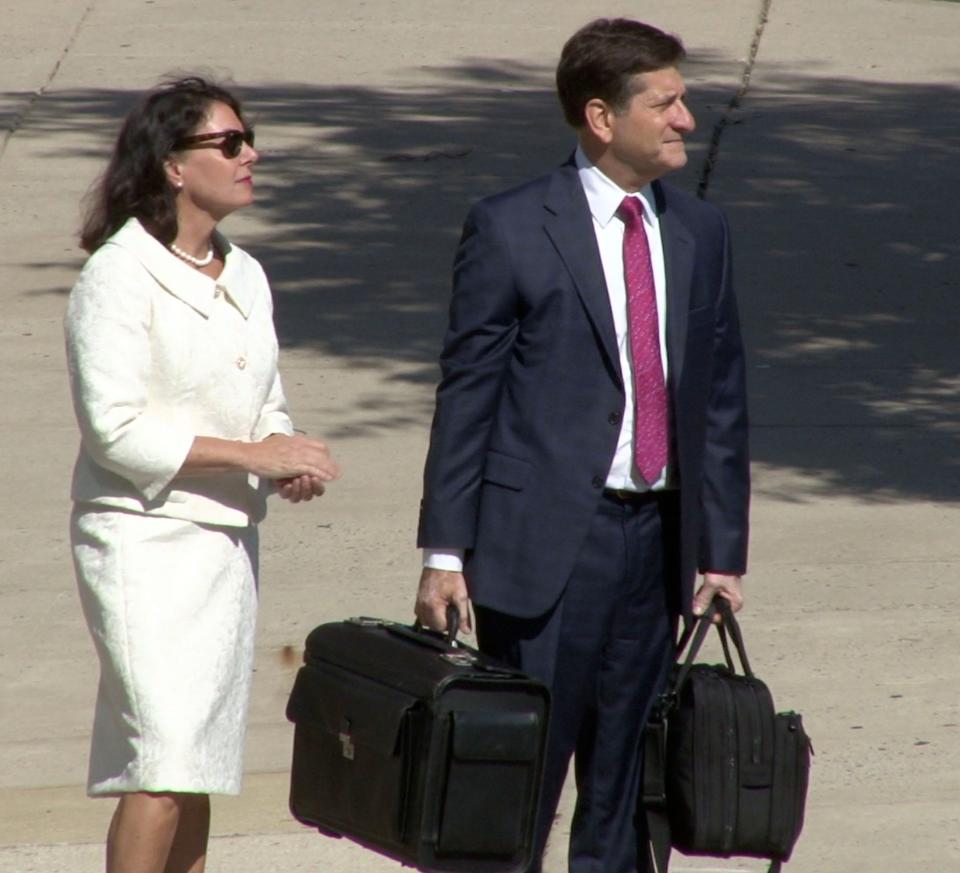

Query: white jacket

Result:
[65,218,294,527]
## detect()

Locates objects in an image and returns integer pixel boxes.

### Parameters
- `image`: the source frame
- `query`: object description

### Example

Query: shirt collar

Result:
[574,145,656,229]
[107,218,253,319]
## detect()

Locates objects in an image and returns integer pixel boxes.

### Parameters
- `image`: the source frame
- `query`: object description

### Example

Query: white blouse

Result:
[65,218,294,527]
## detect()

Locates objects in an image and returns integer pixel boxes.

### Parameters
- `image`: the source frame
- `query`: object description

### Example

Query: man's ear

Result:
[164,158,185,191]
[583,98,615,145]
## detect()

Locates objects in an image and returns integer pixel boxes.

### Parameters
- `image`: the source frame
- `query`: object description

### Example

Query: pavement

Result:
[1,0,959,870]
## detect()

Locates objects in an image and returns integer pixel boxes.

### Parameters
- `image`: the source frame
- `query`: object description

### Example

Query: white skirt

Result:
[71,506,259,796]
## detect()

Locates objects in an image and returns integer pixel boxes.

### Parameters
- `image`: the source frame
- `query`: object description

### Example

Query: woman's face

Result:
[167,101,259,223]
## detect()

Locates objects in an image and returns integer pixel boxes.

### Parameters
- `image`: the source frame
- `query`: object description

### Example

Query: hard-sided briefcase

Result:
[286,615,550,873]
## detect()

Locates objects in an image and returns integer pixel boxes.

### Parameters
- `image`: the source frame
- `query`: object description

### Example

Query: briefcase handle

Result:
[408,603,462,648]
[445,603,461,643]
[674,597,754,692]
[395,607,526,676]
[399,605,516,669]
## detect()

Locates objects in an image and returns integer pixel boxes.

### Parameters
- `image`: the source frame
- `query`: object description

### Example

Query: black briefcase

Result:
[286,615,550,873]
[642,599,812,873]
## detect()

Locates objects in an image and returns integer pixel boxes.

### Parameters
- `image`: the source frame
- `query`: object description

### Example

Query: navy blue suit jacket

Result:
[418,159,749,620]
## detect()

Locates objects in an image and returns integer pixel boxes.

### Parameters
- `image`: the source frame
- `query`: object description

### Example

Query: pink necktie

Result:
[618,196,668,484]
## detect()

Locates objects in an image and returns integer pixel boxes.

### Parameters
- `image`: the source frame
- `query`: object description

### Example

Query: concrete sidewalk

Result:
[1,0,958,870]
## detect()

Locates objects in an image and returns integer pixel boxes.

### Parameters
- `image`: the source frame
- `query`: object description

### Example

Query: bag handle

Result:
[717,598,753,676]
[400,605,519,675]
[673,597,753,693]
[445,603,461,644]
[406,603,462,645]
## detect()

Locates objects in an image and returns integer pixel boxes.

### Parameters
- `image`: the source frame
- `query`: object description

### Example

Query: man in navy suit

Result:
[415,18,750,873]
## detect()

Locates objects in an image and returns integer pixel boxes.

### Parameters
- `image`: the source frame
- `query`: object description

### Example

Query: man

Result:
[415,18,749,873]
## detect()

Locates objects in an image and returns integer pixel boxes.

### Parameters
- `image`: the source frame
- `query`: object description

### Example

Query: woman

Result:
[65,76,339,873]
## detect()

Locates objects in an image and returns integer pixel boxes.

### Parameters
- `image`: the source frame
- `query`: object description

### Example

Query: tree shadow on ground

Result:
[7,57,959,501]
[706,72,960,503]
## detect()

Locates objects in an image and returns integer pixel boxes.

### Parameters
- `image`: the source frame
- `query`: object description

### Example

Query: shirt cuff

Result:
[422,548,465,572]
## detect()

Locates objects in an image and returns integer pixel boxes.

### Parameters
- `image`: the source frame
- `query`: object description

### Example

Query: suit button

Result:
[608,411,622,426]
[591,476,604,489]
[235,356,247,370]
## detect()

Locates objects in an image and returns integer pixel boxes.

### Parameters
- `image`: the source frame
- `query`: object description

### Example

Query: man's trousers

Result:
[475,490,679,873]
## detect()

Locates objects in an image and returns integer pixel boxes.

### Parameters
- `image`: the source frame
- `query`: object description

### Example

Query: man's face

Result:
[604,66,695,188]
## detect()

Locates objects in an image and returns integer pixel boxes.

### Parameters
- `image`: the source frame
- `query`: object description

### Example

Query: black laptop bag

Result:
[286,614,550,873]
[642,599,812,873]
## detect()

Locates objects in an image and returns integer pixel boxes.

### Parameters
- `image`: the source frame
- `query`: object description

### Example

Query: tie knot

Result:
[618,196,645,227]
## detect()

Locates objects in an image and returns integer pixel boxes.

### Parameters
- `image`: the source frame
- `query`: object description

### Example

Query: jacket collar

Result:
[542,159,622,380]
[654,182,695,390]
[106,218,254,319]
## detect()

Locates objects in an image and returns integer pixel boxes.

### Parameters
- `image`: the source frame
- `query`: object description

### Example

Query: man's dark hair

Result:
[556,18,686,128]
[80,76,247,253]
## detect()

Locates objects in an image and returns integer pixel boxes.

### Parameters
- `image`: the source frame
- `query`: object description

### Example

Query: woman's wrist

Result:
[180,436,257,476]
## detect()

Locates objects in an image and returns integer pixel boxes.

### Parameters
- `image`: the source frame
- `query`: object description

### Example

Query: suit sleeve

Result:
[251,279,295,441]
[698,212,750,575]
[64,253,195,501]
[417,201,520,549]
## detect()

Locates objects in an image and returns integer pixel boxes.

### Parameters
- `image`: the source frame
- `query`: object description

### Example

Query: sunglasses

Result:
[175,128,255,159]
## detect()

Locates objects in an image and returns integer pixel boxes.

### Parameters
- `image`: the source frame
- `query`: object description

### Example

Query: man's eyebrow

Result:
[641,88,684,103]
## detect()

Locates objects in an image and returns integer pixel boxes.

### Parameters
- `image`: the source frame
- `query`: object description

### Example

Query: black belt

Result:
[602,488,661,505]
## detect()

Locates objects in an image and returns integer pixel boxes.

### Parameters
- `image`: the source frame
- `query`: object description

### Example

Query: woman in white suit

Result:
[65,77,339,873]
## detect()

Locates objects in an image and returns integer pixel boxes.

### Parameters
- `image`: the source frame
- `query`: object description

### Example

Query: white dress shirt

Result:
[424,148,672,572]
[575,147,671,493]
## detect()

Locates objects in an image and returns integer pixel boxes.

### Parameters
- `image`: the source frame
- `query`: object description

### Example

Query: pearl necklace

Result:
[170,242,214,267]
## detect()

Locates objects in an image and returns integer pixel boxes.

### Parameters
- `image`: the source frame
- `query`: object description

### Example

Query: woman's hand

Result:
[276,473,327,502]
[246,433,340,482]
[180,433,340,487]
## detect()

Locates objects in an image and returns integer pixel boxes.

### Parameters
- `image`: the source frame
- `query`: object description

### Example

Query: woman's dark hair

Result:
[556,19,686,128]
[79,76,246,253]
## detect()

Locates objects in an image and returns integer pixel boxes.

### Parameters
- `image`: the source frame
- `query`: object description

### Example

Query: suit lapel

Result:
[542,163,622,381]
[655,181,695,392]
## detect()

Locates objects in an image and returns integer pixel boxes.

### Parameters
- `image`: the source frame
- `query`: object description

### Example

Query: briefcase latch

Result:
[441,651,478,667]
[338,718,355,761]
[347,616,384,628]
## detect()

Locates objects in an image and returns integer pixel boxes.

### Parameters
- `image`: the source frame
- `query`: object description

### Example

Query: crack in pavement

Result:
[696,0,772,200]
[0,1,96,163]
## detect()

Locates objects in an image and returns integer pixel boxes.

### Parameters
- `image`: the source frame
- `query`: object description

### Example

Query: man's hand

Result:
[692,572,744,620]
[415,567,473,635]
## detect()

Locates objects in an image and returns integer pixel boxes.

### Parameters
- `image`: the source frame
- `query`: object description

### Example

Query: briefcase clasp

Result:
[441,651,478,667]
[347,616,384,628]
[339,718,355,760]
